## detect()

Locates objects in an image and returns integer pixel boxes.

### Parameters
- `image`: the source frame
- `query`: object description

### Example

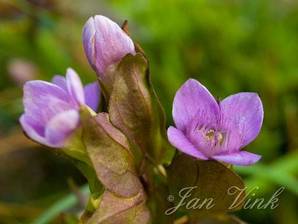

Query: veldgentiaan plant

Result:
[20,15,264,223]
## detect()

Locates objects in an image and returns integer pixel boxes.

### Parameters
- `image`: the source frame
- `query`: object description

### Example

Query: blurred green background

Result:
[0,0,297,223]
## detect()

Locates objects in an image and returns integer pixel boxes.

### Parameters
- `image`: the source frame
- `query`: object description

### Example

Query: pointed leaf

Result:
[108,53,174,166]
[167,154,245,217]
[81,110,151,223]
[86,190,150,224]
[83,112,142,198]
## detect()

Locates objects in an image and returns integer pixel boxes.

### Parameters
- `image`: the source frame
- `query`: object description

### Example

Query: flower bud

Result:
[82,15,135,76]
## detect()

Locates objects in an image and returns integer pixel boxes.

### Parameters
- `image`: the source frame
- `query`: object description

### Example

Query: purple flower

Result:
[167,79,264,166]
[82,15,136,76]
[20,68,100,148]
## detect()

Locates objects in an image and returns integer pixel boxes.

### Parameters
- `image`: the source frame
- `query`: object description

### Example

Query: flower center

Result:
[198,127,225,148]
[205,129,215,141]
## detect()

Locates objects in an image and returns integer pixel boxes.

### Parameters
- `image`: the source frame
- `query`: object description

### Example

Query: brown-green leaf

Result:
[108,53,174,166]
[81,112,151,223]
[167,154,245,218]
[83,112,142,198]
[86,190,150,224]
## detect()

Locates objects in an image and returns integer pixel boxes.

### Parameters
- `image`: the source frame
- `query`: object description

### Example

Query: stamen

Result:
[205,129,215,141]
[217,132,225,145]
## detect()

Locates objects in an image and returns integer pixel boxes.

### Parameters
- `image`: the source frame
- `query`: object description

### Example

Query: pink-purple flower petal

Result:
[220,93,264,149]
[23,81,73,125]
[20,114,48,146]
[84,82,100,112]
[212,151,261,166]
[52,75,67,90]
[45,110,80,147]
[82,17,96,71]
[167,126,208,160]
[66,68,85,106]
[173,79,220,131]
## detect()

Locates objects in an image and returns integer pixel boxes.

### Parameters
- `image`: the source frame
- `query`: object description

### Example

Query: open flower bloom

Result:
[82,15,136,76]
[20,68,100,148]
[167,79,264,166]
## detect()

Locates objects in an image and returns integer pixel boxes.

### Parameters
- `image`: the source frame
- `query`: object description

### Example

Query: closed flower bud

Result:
[82,15,136,76]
